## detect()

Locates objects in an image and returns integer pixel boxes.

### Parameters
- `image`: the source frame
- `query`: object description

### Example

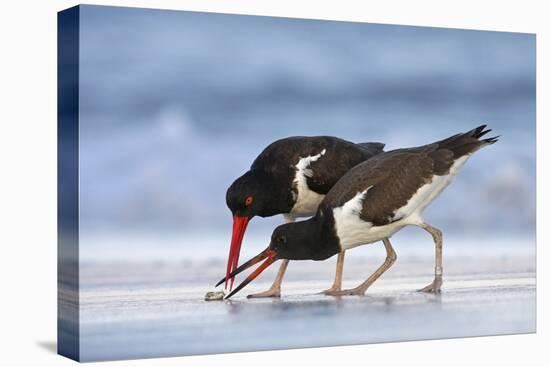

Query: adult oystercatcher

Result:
[223,136,385,298]
[222,125,498,299]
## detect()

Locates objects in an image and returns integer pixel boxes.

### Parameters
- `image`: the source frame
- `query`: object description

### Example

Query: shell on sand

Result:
[204,291,225,301]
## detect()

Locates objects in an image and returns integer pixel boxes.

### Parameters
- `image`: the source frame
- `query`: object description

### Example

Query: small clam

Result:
[204,291,225,301]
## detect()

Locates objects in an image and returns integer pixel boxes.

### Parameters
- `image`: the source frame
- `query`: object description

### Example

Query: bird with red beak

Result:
[222,136,385,297]
[220,126,498,300]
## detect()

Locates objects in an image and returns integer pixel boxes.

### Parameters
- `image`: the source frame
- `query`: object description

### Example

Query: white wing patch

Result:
[334,186,414,250]
[302,168,314,178]
[341,186,373,217]
[290,149,326,217]
[333,187,377,249]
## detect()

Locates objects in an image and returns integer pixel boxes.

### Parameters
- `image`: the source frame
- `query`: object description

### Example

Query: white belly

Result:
[335,155,470,250]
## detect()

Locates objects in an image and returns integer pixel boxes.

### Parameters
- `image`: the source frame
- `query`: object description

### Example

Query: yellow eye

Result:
[245,196,254,206]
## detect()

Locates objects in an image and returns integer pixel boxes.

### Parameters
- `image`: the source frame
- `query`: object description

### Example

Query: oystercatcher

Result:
[223,136,385,297]
[222,125,498,299]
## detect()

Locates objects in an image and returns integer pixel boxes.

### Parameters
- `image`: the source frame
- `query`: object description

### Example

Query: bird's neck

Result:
[312,210,341,260]
[283,213,340,261]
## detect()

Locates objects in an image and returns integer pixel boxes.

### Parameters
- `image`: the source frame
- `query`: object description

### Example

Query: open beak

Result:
[224,215,250,290]
[216,247,279,299]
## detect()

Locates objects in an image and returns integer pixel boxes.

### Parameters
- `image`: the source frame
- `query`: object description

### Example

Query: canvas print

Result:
[58,5,536,362]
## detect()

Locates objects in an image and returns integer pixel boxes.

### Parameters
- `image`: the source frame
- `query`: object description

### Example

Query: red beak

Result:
[221,247,279,299]
[224,215,250,290]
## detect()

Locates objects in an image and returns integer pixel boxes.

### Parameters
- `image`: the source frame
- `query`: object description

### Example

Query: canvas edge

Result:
[57,4,81,362]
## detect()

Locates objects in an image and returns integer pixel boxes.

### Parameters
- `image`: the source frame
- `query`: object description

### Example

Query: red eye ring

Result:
[245,196,254,206]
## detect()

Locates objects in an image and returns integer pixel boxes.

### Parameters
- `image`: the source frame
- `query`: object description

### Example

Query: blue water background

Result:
[74,6,536,260]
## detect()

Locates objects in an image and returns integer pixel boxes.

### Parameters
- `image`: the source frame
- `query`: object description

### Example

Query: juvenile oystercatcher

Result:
[222,125,498,299]
[222,136,385,298]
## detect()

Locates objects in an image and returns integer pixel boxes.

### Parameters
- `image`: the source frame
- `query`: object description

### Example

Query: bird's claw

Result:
[318,286,341,295]
[246,288,281,299]
[418,277,443,293]
[324,288,366,297]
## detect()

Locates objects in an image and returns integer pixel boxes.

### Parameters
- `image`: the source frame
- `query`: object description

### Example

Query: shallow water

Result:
[73,256,536,361]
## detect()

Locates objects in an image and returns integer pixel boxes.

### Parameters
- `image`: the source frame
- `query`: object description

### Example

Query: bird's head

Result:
[223,170,290,290]
[217,211,340,299]
[269,219,322,260]
[226,170,275,219]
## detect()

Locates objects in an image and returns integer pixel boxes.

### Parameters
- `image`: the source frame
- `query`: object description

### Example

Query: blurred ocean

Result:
[73,6,536,261]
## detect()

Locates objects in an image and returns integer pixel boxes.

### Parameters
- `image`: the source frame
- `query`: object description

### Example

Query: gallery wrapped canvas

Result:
[58,5,536,362]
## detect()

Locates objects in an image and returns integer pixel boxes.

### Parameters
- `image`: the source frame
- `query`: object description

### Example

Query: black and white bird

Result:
[222,136,385,297]
[221,125,498,299]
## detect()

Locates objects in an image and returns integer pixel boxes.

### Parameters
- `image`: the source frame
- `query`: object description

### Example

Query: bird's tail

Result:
[357,142,385,156]
[435,124,499,158]
[468,124,500,145]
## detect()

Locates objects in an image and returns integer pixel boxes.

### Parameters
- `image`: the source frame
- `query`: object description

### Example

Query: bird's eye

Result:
[277,235,286,244]
[245,196,254,206]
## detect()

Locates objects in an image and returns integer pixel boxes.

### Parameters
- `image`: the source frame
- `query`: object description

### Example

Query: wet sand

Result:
[73,255,536,361]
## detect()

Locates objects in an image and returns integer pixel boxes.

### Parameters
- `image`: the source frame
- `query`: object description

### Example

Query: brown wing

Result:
[359,151,444,225]
[322,125,498,226]
[322,148,453,226]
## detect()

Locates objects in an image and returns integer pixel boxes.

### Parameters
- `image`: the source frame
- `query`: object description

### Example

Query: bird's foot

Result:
[318,285,341,296]
[325,287,366,297]
[247,288,281,299]
[418,276,442,293]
